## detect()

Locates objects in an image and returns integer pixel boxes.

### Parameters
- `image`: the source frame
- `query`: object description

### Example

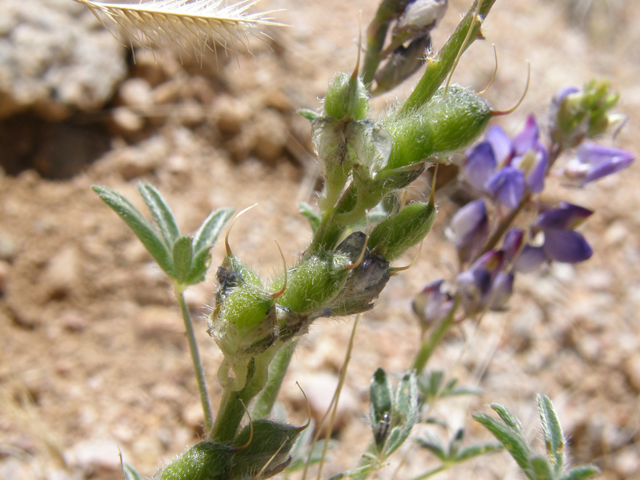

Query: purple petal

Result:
[512,115,539,155]
[490,272,514,310]
[485,125,512,165]
[464,142,497,190]
[502,228,524,263]
[450,200,489,263]
[571,143,636,185]
[543,230,593,263]
[536,202,593,230]
[412,279,453,326]
[485,166,525,209]
[553,86,580,105]
[468,249,505,276]
[514,245,546,273]
[512,142,548,193]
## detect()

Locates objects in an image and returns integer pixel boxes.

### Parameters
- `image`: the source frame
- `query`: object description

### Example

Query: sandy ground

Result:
[1,0,640,479]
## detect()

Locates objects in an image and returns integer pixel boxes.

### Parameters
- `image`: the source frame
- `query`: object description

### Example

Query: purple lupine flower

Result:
[412,279,453,330]
[448,199,489,264]
[463,115,549,209]
[501,228,524,263]
[457,250,505,314]
[515,202,594,269]
[564,143,635,185]
[464,142,496,190]
[485,166,525,209]
[490,272,515,310]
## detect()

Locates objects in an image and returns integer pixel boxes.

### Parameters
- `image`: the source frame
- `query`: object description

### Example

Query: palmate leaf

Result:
[93,185,174,275]
[75,0,286,60]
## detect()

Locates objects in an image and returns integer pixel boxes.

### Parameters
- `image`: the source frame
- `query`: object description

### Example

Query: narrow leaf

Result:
[455,443,503,462]
[193,207,235,255]
[122,463,144,480]
[491,403,524,432]
[328,464,377,480]
[299,109,320,122]
[370,368,394,449]
[416,433,447,462]
[560,465,600,480]
[531,455,554,480]
[448,429,464,458]
[384,371,418,457]
[473,412,532,477]
[172,235,194,284]
[92,185,174,276]
[537,394,566,475]
[137,183,181,247]
[298,202,321,234]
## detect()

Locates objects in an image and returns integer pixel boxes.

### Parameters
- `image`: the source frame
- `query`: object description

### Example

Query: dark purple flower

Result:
[457,250,506,314]
[536,202,593,230]
[485,166,525,209]
[449,199,489,264]
[412,279,453,329]
[565,143,635,185]
[490,272,514,310]
[512,143,548,193]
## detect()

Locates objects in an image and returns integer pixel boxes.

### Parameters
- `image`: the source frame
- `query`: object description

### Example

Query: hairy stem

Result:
[175,285,214,435]
[399,0,498,115]
[251,341,297,419]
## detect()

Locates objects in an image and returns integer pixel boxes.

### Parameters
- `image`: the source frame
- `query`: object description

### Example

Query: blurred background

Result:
[1,0,639,478]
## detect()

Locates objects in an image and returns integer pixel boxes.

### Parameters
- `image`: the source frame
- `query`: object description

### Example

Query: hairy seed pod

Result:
[384,84,492,170]
[161,441,233,480]
[272,252,351,315]
[368,201,437,260]
[230,420,302,480]
[324,72,369,120]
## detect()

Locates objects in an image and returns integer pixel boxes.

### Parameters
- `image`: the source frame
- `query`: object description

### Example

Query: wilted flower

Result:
[564,143,635,185]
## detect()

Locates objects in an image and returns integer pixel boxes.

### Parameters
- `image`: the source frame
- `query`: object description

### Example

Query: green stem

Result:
[409,464,448,480]
[399,0,498,115]
[251,341,297,419]
[413,297,460,374]
[210,382,254,443]
[175,285,214,435]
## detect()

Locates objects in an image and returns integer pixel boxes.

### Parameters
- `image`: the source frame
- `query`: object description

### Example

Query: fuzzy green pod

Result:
[272,252,351,315]
[161,441,233,480]
[324,72,369,120]
[368,201,437,261]
[230,420,302,480]
[222,284,275,328]
[383,84,492,170]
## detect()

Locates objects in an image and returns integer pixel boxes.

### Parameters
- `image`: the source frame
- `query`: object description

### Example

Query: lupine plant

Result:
[76,0,635,478]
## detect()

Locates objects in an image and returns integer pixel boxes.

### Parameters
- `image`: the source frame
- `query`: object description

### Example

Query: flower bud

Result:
[368,201,437,261]
[161,442,233,480]
[384,85,492,170]
[551,79,621,147]
[273,252,352,315]
[447,199,488,264]
[412,279,453,331]
[230,420,302,480]
[323,72,369,121]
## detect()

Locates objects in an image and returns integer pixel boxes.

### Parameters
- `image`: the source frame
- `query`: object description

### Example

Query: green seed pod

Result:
[272,252,351,315]
[383,84,492,170]
[368,201,437,261]
[230,420,302,480]
[161,441,233,480]
[324,72,369,120]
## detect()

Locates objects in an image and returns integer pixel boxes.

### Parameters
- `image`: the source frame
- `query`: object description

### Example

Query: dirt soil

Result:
[1,1,640,479]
